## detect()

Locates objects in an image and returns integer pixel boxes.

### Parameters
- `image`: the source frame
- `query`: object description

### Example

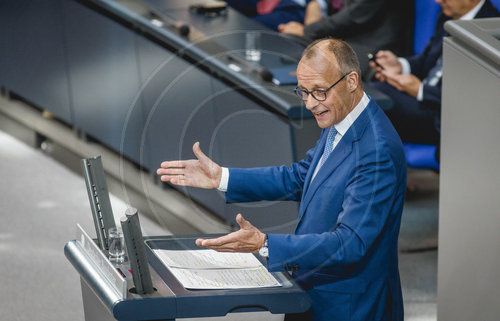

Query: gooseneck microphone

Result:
[259,68,273,82]
[226,53,273,82]
[149,9,190,37]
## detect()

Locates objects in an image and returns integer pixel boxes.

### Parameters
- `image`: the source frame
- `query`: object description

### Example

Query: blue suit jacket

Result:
[227,98,406,321]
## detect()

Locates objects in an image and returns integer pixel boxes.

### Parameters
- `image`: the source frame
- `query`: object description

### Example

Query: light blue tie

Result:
[317,126,338,169]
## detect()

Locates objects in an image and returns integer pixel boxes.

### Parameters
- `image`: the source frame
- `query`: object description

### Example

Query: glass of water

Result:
[245,31,261,62]
[108,227,125,263]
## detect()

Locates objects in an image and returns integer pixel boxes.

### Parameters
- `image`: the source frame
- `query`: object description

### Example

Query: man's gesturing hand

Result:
[195,214,266,253]
[156,142,222,189]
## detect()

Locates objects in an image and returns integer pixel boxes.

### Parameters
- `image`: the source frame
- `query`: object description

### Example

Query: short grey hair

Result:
[302,38,362,78]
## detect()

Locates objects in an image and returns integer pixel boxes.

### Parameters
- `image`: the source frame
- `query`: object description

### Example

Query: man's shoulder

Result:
[354,99,405,158]
[357,98,397,136]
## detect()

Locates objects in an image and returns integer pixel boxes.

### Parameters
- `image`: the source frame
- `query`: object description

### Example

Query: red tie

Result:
[256,0,281,15]
[331,0,344,11]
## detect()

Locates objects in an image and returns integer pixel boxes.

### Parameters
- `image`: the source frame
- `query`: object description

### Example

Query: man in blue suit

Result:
[157,38,407,321]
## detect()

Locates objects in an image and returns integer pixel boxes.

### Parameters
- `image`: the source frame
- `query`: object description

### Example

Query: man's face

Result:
[436,0,479,19]
[296,53,354,129]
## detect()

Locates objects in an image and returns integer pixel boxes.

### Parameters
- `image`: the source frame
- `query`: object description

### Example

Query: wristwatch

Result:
[258,234,269,258]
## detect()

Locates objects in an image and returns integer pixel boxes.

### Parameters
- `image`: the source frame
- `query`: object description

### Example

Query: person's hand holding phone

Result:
[369,50,402,82]
[367,53,384,70]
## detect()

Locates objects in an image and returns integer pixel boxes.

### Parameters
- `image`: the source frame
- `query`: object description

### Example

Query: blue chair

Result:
[404,1,500,171]
[413,0,441,54]
[405,1,441,170]
[403,143,440,171]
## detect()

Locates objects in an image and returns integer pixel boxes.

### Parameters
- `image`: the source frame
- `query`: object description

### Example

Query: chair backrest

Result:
[413,0,441,54]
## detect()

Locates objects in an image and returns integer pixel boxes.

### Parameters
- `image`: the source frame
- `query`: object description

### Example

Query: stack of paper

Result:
[153,249,281,290]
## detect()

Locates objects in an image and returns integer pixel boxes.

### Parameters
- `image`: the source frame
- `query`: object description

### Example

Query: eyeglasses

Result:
[294,72,350,102]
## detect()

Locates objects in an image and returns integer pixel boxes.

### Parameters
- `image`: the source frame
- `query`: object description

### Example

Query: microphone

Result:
[149,9,190,37]
[226,54,273,82]
[259,68,273,82]
[178,24,190,37]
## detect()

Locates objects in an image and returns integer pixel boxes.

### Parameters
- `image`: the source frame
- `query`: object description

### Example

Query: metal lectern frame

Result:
[71,154,310,320]
[65,233,311,321]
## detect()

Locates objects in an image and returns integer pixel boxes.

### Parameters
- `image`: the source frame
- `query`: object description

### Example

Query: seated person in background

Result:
[224,0,311,30]
[369,0,499,154]
[277,0,412,78]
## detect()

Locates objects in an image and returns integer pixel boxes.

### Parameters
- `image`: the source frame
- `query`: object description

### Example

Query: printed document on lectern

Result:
[153,249,282,289]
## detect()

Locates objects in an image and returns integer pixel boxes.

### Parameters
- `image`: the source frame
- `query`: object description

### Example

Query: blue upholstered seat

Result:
[403,143,440,171]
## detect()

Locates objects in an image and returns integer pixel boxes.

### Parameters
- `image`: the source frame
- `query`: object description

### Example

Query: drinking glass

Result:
[108,227,125,263]
[245,31,261,62]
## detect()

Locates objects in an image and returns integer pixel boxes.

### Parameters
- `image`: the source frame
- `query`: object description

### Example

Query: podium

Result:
[438,18,500,320]
[65,232,311,321]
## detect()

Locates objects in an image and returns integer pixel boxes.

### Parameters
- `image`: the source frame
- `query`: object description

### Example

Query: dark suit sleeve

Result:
[304,0,386,39]
[405,13,448,79]
[267,151,401,271]
[406,51,443,110]
[422,83,442,108]
[405,52,428,79]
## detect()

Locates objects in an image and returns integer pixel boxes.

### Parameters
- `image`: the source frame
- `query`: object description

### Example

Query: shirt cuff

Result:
[417,84,424,102]
[398,58,411,75]
[217,167,229,192]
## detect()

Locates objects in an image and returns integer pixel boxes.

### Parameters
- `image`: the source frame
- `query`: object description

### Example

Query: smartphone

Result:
[367,53,384,70]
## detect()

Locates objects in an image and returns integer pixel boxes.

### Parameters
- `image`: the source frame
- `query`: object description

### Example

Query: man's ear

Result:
[347,72,359,92]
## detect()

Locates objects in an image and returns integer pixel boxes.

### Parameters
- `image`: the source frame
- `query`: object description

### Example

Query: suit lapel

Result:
[296,135,353,227]
[301,129,328,198]
[296,100,375,230]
